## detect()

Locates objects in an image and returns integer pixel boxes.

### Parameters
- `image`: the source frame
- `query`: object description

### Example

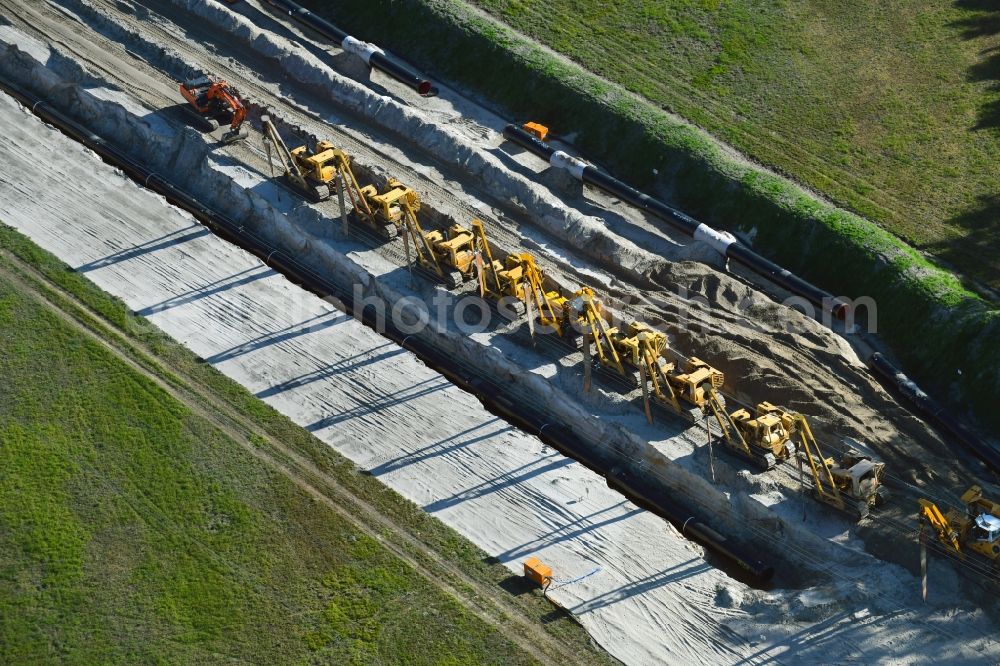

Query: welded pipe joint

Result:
[341,35,384,65]
[693,223,737,255]
[549,150,588,181]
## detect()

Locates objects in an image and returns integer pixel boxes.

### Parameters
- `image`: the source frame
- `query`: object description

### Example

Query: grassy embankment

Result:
[300,0,1000,433]
[0,225,614,664]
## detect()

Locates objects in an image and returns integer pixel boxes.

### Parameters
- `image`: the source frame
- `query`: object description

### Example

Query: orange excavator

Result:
[179,75,248,144]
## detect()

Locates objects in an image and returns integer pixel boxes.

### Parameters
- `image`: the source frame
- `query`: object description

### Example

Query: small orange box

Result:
[522,122,549,141]
[523,556,552,587]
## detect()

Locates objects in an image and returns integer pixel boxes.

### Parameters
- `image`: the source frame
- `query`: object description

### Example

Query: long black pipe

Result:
[260,0,433,96]
[606,467,775,583]
[868,352,1000,475]
[502,124,850,319]
[0,75,773,584]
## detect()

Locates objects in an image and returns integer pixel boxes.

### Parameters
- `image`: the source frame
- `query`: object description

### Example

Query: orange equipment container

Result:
[522,122,549,142]
[523,556,553,587]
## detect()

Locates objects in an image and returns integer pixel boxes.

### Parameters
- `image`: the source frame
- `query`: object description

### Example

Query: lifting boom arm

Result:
[575,288,623,372]
[399,197,443,277]
[471,219,502,296]
[261,117,302,181]
[918,499,963,556]
[792,414,846,511]
[705,389,753,457]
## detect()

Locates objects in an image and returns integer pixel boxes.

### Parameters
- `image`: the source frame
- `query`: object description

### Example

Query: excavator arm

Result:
[210,85,247,143]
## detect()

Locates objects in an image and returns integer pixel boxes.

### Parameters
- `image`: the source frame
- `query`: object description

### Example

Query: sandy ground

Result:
[0,2,998,663]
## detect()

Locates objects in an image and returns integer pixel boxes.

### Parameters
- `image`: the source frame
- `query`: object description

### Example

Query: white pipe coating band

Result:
[693,223,737,255]
[894,371,929,401]
[549,150,588,181]
[341,35,384,65]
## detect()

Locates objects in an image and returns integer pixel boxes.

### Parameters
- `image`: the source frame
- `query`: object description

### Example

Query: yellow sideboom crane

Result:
[259,119,395,237]
[422,219,505,291]
[260,116,335,203]
[794,414,886,519]
[612,322,679,410]
[494,253,568,333]
[664,357,725,419]
[365,179,443,270]
[919,486,1000,565]
[569,287,623,372]
[725,402,798,469]
[422,223,477,288]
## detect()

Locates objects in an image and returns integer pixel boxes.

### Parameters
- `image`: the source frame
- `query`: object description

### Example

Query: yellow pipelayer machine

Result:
[920,486,1000,564]
[252,116,895,522]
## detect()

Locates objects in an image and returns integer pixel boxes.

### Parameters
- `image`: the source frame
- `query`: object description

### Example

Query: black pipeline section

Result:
[261,0,433,96]
[502,124,849,319]
[0,75,773,585]
[868,353,1000,475]
[607,467,775,583]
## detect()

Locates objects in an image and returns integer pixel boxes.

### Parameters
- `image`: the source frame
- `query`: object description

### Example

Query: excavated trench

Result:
[3,0,1000,648]
[0,38,886,585]
[39,0,996,500]
[144,0,999,487]
[11,31,991,612]
[5,4,1000,663]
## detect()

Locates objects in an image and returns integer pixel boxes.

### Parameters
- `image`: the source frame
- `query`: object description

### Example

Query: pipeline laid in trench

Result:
[500,124,1000,473]
[0,72,774,584]
[868,353,1000,475]
[501,124,850,320]
[259,0,433,96]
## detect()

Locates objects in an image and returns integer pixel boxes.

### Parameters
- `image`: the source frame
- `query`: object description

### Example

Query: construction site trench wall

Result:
[0,37,889,587]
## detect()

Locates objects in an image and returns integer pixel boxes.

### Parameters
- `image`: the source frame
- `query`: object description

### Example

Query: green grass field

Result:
[0,225,619,666]
[0,230,570,664]
[470,0,1000,292]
